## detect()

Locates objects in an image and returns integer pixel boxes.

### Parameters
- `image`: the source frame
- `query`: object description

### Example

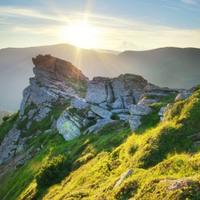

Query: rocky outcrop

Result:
[86,74,148,109]
[19,55,88,119]
[175,89,192,101]
[0,127,21,164]
[10,55,179,144]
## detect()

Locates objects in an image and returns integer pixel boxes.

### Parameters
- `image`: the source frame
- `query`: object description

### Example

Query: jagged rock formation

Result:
[19,55,88,120]
[17,55,182,142]
[0,127,21,165]
[1,54,190,167]
[86,74,148,108]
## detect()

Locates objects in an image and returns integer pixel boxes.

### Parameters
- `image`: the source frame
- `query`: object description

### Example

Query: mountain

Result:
[0,44,200,111]
[0,55,200,199]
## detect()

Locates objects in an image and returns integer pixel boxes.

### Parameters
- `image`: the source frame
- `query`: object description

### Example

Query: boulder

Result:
[118,114,130,121]
[33,107,51,122]
[111,109,129,114]
[87,111,97,118]
[112,98,124,109]
[71,98,89,110]
[114,169,133,187]
[158,106,167,121]
[28,108,37,120]
[91,105,112,119]
[129,104,151,116]
[0,128,21,165]
[56,111,81,141]
[129,115,142,131]
[86,77,110,104]
[175,90,192,101]
[138,97,158,105]
[158,104,171,121]
[111,74,147,102]
[84,119,115,134]
[99,102,109,110]
[123,96,134,109]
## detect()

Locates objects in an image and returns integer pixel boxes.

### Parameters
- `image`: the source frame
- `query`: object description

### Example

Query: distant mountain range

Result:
[0,43,200,110]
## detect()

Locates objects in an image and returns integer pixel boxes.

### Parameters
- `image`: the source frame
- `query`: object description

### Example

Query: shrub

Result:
[36,155,71,188]
[2,115,10,122]
[111,113,120,120]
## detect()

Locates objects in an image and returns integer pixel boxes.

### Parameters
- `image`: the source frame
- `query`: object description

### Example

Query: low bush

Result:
[36,155,71,188]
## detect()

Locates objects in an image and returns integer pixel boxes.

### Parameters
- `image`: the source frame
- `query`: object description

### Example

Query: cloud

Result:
[181,0,199,5]
[0,6,200,50]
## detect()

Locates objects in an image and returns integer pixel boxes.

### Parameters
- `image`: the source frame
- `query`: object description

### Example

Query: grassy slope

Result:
[1,90,200,199]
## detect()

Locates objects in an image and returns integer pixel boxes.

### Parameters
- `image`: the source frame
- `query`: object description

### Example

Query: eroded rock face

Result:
[86,77,112,104]
[86,74,148,109]
[19,55,88,121]
[16,55,178,142]
[0,127,21,164]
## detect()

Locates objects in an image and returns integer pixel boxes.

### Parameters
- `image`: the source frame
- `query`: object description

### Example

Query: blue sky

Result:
[0,0,200,50]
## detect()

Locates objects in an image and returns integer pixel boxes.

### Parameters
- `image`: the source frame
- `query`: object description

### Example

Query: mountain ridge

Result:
[0,44,200,111]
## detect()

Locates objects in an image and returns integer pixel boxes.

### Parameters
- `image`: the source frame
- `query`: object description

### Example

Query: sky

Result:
[0,0,200,50]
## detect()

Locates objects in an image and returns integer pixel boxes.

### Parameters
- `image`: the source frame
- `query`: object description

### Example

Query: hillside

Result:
[0,44,200,110]
[0,55,200,200]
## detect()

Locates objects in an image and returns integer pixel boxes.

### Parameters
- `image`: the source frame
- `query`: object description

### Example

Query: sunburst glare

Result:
[60,21,99,49]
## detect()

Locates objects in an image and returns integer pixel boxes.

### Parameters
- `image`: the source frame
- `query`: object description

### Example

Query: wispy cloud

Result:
[181,0,199,5]
[0,6,200,50]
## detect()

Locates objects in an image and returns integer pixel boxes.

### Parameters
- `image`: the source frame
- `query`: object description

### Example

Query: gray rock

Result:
[158,104,171,121]
[56,111,81,141]
[86,77,110,104]
[129,115,142,131]
[112,97,124,109]
[87,111,97,118]
[106,82,114,103]
[129,104,151,116]
[175,90,192,101]
[158,106,166,117]
[19,87,31,118]
[33,107,51,122]
[71,98,89,110]
[19,55,88,121]
[114,169,133,187]
[111,109,129,114]
[138,97,158,105]
[99,102,109,110]
[0,128,21,164]
[118,114,130,121]
[123,96,134,109]
[28,109,37,119]
[84,119,115,134]
[111,74,147,102]
[91,105,112,119]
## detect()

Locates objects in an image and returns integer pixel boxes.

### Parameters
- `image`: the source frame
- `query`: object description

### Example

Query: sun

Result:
[60,21,99,49]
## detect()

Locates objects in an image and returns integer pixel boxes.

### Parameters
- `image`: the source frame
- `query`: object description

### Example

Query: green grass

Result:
[1,90,200,200]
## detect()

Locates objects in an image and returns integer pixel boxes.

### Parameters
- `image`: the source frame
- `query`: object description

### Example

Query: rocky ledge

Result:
[0,54,193,166]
